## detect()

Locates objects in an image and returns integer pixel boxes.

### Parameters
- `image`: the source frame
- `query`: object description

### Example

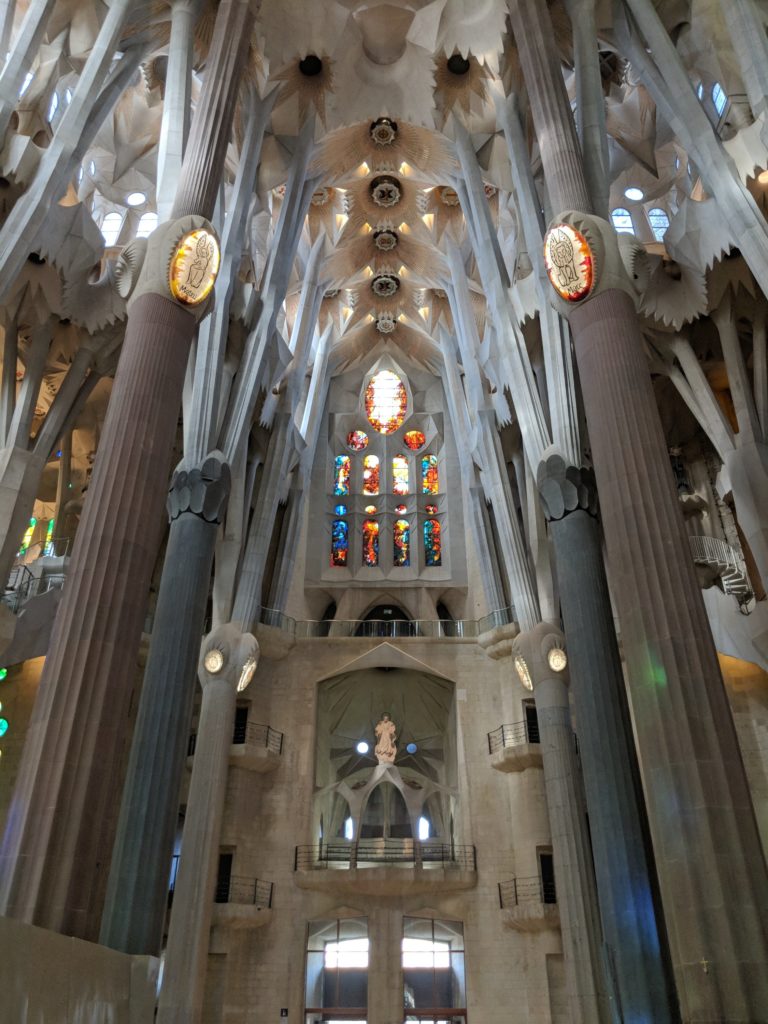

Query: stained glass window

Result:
[648,208,670,242]
[425,503,438,515]
[334,455,350,495]
[394,504,407,515]
[421,455,439,494]
[0,718,9,737]
[363,454,380,495]
[611,207,634,235]
[347,429,368,451]
[424,519,442,566]
[403,430,426,451]
[334,504,347,515]
[712,82,727,115]
[43,518,54,556]
[363,519,379,566]
[393,455,409,495]
[365,504,377,514]
[18,516,36,556]
[365,370,407,434]
[331,519,349,566]
[394,519,410,566]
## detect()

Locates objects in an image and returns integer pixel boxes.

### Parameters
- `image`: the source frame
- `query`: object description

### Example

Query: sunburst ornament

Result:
[370,117,397,146]
[370,175,402,208]
[272,53,334,127]
[543,224,595,303]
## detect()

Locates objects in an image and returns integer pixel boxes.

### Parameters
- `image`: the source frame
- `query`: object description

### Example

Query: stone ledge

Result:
[501,903,559,932]
[478,622,519,660]
[228,743,281,773]
[490,743,543,772]
[294,865,477,897]
[211,904,273,932]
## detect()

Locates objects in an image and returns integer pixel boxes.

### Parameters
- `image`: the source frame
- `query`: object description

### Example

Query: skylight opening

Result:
[624,186,644,201]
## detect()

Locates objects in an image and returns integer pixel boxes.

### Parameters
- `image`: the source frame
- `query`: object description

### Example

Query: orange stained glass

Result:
[394,518,410,566]
[403,430,426,451]
[392,455,409,495]
[421,454,439,494]
[334,455,350,495]
[394,504,407,515]
[424,518,441,566]
[365,504,378,514]
[363,454,380,495]
[365,370,407,434]
[347,429,368,451]
[363,519,379,566]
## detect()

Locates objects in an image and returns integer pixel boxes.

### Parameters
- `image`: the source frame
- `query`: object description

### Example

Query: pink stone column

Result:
[0,0,255,941]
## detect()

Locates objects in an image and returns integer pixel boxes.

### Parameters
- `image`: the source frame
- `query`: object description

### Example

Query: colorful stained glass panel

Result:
[365,504,377,514]
[394,518,410,566]
[334,504,347,515]
[365,369,407,434]
[331,519,349,566]
[403,430,426,451]
[394,504,407,515]
[424,518,442,566]
[347,429,369,451]
[363,454,380,495]
[363,519,379,566]
[425,503,438,514]
[392,455,409,495]
[334,455,350,496]
[421,454,439,494]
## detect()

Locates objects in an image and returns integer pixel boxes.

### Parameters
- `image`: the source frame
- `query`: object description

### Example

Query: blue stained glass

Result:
[331,519,348,567]
[424,518,442,566]
[334,504,347,515]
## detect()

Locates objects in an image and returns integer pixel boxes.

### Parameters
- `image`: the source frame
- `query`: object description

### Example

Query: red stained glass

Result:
[363,454,380,495]
[363,519,379,566]
[365,370,407,434]
[425,503,438,514]
[331,519,348,566]
[347,429,368,451]
[403,430,426,451]
[394,518,410,566]
[394,504,407,514]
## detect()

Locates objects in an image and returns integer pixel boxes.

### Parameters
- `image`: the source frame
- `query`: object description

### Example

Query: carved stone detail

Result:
[537,451,598,521]
[167,455,231,524]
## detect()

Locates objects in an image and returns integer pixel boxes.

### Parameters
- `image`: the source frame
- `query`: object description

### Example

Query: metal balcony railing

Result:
[214,875,273,908]
[689,534,752,598]
[1,569,67,612]
[259,605,515,640]
[188,720,283,757]
[487,718,540,754]
[498,875,557,908]
[294,840,477,871]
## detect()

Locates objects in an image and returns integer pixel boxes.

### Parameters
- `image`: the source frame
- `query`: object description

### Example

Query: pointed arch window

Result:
[334,455,350,496]
[365,369,407,434]
[331,519,348,566]
[648,208,670,242]
[392,455,409,495]
[611,207,634,235]
[424,519,441,566]
[421,454,439,495]
[363,454,380,495]
[394,519,410,566]
[136,212,158,239]
[363,519,379,566]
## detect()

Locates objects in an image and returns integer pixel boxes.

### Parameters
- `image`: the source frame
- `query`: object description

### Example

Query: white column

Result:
[156,0,199,221]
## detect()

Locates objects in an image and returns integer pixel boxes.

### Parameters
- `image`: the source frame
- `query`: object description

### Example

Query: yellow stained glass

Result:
[363,455,380,495]
[393,455,409,495]
[365,370,407,434]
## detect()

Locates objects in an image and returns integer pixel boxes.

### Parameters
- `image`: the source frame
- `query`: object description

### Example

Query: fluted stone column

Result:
[508,1,768,1016]
[0,0,255,941]
[539,455,676,1022]
[513,624,610,1024]
[157,626,258,1024]
[100,456,231,955]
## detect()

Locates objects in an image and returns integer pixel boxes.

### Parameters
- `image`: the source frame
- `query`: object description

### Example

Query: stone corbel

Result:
[536,449,598,522]
[166,453,231,525]
[511,621,570,693]
[199,622,259,695]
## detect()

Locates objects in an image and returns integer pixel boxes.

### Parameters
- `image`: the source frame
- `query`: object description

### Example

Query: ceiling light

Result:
[514,655,533,691]
[204,649,224,674]
[356,741,369,754]
[758,170,768,185]
[624,186,644,201]
[126,191,146,207]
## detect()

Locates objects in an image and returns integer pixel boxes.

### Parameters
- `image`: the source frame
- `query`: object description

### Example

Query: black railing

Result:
[487,718,540,754]
[1,569,66,612]
[498,875,557,908]
[214,875,273,908]
[294,840,476,871]
[188,721,283,757]
[259,605,516,639]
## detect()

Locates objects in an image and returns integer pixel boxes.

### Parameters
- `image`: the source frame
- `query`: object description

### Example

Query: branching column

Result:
[508,2,768,1016]
[0,0,255,941]
[100,458,231,955]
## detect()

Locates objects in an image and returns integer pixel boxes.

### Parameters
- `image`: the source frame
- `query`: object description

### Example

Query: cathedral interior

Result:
[0,0,767,1022]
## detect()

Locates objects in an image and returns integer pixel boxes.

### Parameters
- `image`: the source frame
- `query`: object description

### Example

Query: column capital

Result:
[166,454,231,524]
[537,450,598,522]
[511,621,569,694]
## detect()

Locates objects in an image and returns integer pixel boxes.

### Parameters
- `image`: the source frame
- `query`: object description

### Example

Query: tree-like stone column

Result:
[157,626,259,1024]
[508,1,768,1016]
[0,0,255,941]
[513,624,610,1024]
[538,455,676,1022]
[100,456,231,956]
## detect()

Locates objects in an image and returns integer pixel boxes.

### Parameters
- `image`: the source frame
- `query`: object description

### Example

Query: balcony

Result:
[487,719,541,772]
[259,605,515,640]
[187,721,283,773]
[498,876,559,932]
[689,534,752,601]
[294,840,477,897]
[212,875,273,930]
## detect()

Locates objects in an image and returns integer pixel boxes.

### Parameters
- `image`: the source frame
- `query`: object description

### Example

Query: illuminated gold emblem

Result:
[169,228,220,306]
[543,223,594,302]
